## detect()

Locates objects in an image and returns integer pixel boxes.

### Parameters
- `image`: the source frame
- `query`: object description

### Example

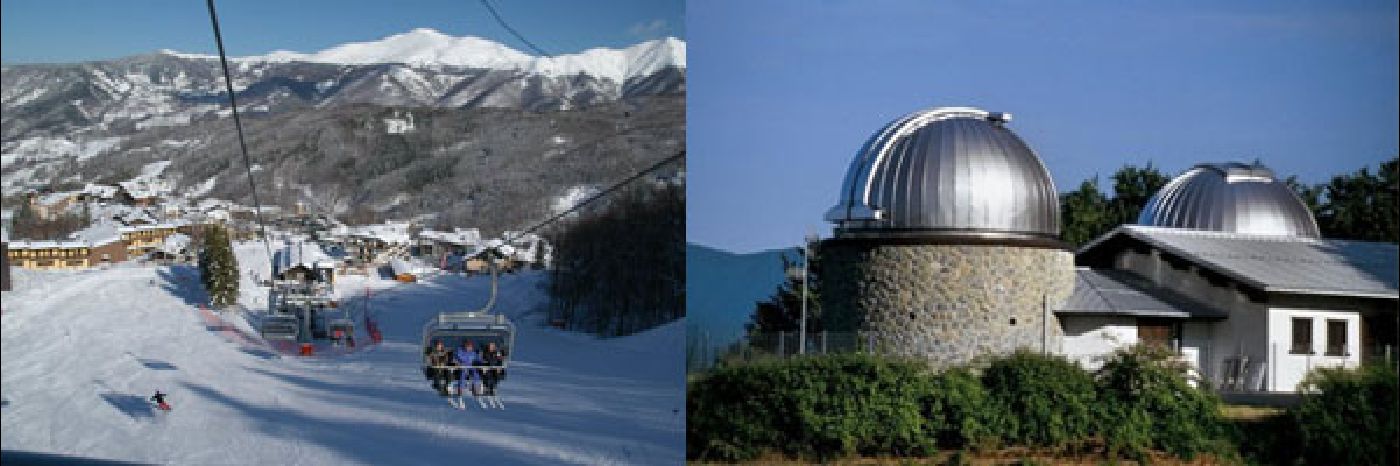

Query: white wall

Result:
[1060,315,1136,370]
[1266,308,1361,392]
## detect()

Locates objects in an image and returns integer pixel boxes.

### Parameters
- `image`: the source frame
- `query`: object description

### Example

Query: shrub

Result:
[979,351,1099,449]
[1095,345,1233,460]
[1291,363,1399,465]
[686,353,937,462]
[922,367,990,449]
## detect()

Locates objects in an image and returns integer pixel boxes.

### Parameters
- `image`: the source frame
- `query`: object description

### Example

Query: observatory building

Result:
[821,106,1075,366]
[817,106,1397,390]
[1062,162,1397,392]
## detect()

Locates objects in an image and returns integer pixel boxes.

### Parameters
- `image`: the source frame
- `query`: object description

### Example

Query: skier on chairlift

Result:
[453,340,482,407]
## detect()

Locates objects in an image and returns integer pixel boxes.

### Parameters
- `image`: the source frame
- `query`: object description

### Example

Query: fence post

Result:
[821,331,828,354]
[778,331,785,357]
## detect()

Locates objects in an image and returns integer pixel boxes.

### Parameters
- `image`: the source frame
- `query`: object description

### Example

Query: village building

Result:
[119,222,185,257]
[5,223,127,270]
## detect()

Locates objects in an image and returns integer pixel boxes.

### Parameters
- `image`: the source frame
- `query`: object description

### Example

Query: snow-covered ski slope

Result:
[1,242,683,465]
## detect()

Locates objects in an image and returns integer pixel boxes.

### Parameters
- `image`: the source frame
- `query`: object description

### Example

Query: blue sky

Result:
[0,0,683,63]
[689,0,1399,253]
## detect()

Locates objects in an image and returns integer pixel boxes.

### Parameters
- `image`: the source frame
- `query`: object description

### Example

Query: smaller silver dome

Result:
[825,106,1059,240]
[1138,162,1320,238]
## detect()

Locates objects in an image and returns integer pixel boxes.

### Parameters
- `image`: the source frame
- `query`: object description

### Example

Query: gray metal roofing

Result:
[1058,268,1229,318]
[1084,225,1398,298]
[826,107,1059,237]
[1138,163,1321,238]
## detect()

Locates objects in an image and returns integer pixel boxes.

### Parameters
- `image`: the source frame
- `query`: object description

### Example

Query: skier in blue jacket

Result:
[453,340,482,396]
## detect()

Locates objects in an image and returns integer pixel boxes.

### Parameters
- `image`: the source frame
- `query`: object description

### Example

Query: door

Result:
[1138,318,1180,349]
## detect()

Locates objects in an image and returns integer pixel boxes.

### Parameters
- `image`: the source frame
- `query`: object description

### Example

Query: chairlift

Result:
[260,315,300,341]
[421,250,515,408]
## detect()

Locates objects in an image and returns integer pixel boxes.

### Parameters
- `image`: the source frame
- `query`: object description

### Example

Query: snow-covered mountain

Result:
[168,28,685,83]
[1,29,685,141]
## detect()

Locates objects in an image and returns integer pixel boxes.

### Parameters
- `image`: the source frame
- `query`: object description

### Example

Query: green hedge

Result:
[686,353,937,461]
[1291,363,1399,465]
[1094,345,1233,460]
[979,351,1099,449]
[687,347,1234,462]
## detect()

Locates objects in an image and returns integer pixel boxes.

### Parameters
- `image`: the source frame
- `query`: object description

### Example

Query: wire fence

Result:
[687,331,879,372]
[689,331,1400,387]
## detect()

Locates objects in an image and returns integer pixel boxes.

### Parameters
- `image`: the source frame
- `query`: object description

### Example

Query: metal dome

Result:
[1137,162,1320,238]
[825,106,1060,240]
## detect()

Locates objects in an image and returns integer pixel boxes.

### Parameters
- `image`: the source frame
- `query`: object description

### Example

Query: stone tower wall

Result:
[821,242,1075,367]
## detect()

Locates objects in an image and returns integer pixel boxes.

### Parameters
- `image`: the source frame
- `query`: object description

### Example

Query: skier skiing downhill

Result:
[150,391,171,411]
[452,341,482,409]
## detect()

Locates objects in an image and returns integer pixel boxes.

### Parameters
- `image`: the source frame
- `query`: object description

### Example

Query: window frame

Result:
[1290,317,1314,355]
[1325,319,1348,357]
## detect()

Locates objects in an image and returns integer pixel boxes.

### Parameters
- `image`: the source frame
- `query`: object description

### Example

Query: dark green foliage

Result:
[1094,345,1233,460]
[687,353,938,462]
[746,240,822,335]
[922,368,990,449]
[979,351,1099,449]
[1290,363,1399,465]
[688,347,1254,462]
[198,225,239,307]
[1310,156,1399,243]
[1059,178,1115,249]
[546,183,684,337]
[1058,163,1168,246]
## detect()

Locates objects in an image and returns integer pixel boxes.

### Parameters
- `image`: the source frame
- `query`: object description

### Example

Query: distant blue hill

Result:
[686,243,796,365]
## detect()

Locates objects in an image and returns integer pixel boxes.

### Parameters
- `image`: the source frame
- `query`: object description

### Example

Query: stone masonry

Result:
[822,241,1075,368]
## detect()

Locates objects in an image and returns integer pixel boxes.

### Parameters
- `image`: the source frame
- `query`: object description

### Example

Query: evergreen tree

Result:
[1107,162,1170,227]
[1058,163,1169,246]
[1060,177,1114,247]
[199,225,240,307]
[746,241,822,336]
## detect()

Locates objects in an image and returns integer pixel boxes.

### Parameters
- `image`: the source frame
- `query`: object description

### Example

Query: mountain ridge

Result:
[157,28,686,83]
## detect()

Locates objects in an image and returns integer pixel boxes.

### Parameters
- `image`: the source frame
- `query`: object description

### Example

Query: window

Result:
[1326,320,1348,356]
[1291,317,1313,354]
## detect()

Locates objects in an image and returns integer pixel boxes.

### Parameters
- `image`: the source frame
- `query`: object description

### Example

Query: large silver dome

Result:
[1138,162,1320,238]
[825,106,1059,240]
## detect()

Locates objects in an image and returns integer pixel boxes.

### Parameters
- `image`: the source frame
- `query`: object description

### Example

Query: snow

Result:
[552,185,600,215]
[163,29,685,83]
[1,242,683,465]
[185,176,218,198]
[1,136,124,165]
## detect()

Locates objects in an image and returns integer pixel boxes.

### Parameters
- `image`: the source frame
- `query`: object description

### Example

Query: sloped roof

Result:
[274,241,337,274]
[1058,267,1228,319]
[1080,225,1398,299]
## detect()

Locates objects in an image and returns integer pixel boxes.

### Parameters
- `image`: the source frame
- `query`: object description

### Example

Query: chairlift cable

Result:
[479,0,551,57]
[204,0,275,264]
[502,150,684,246]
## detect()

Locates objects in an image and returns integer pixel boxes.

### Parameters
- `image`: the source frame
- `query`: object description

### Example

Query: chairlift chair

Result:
[260,315,300,341]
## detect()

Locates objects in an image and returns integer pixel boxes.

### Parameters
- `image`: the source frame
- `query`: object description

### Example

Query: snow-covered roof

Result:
[117,222,185,233]
[83,183,120,199]
[70,222,123,246]
[274,241,337,275]
[389,258,422,276]
[160,233,192,254]
[347,222,413,244]
[33,191,79,206]
[420,227,481,246]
